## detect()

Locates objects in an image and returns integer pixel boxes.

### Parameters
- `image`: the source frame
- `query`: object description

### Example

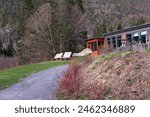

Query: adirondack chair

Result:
[62,52,72,60]
[54,53,63,60]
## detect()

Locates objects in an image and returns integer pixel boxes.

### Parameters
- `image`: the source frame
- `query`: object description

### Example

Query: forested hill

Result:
[0,0,85,64]
[0,0,150,64]
[84,0,150,37]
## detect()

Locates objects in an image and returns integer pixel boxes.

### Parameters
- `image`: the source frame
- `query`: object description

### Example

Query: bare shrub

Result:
[55,58,106,100]
[56,64,82,99]
[81,82,105,100]
[0,57,18,70]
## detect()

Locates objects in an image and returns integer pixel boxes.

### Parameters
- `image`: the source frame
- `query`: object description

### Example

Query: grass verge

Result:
[0,61,68,90]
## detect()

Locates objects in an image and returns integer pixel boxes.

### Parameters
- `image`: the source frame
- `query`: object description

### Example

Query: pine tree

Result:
[17,0,34,64]
[94,24,107,37]
[117,22,123,30]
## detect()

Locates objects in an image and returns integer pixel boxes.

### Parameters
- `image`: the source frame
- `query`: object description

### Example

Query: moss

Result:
[103,86,112,96]
[55,92,66,100]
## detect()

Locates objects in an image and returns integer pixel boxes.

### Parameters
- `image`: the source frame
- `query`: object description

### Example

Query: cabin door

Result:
[87,43,91,49]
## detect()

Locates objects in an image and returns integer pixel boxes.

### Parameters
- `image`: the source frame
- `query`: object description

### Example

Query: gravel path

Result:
[0,65,68,100]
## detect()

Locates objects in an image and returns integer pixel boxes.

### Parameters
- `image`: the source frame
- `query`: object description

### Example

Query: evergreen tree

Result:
[17,0,34,64]
[117,22,123,30]
[94,23,107,37]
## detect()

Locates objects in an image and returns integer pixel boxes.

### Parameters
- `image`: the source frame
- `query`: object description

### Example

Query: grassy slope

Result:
[56,50,150,100]
[84,51,150,99]
[0,61,68,90]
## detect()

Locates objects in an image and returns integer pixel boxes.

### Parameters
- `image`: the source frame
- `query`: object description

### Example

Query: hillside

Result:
[0,0,85,64]
[56,51,150,100]
[83,0,150,36]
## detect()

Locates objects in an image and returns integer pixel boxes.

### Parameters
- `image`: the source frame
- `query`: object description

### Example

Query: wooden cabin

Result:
[86,38,105,56]
[104,23,150,49]
[86,24,150,57]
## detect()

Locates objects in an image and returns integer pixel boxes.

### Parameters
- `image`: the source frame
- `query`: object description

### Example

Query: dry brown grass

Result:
[0,57,18,70]
[82,51,150,100]
[56,51,150,100]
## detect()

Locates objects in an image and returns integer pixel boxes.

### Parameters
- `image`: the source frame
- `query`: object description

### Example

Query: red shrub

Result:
[56,63,105,100]
[57,64,82,99]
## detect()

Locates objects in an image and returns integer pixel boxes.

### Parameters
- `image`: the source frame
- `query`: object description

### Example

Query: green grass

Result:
[145,49,150,52]
[101,51,134,60]
[0,61,68,90]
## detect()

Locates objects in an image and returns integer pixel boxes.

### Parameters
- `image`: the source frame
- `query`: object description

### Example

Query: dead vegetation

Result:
[0,57,18,70]
[56,51,150,100]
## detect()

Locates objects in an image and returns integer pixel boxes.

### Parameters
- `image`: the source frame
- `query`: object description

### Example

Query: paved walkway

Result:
[0,65,68,100]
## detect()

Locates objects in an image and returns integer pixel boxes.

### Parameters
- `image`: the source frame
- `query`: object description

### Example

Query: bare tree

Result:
[23,1,85,62]
[83,0,150,36]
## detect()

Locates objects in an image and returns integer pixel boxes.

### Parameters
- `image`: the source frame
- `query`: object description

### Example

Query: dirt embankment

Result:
[82,51,150,99]
[56,51,150,100]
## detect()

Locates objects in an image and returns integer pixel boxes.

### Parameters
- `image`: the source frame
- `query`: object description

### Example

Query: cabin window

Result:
[87,42,91,48]
[98,41,104,46]
[133,33,140,43]
[91,42,97,51]
[112,37,116,48]
[141,31,147,35]
[126,34,132,42]
[117,36,122,47]
[141,31,147,44]
[107,38,111,46]
[98,41,101,46]
[141,35,147,43]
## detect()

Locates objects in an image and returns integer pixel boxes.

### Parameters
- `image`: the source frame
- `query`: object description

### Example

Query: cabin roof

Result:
[86,37,104,41]
[104,23,150,37]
